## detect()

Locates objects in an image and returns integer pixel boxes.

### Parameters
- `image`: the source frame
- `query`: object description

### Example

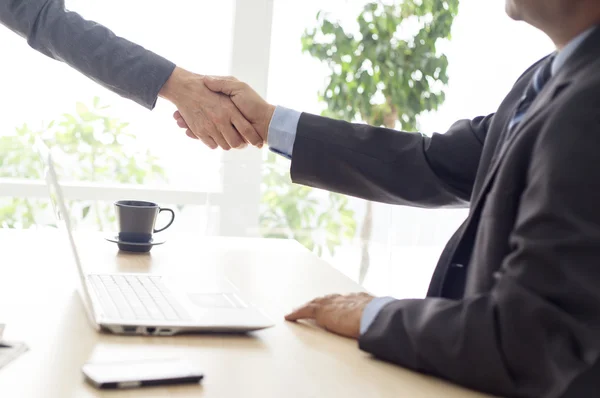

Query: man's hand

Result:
[285,293,375,339]
[159,67,262,150]
[173,76,275,143]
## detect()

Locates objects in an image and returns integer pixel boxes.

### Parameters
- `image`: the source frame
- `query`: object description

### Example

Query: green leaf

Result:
[76,102,89,117]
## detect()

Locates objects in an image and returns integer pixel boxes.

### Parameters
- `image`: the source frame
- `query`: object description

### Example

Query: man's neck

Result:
[552,22,598,50]
[542,7,600,50]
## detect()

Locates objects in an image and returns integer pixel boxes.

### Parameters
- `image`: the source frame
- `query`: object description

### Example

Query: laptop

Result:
[37,140,274,335]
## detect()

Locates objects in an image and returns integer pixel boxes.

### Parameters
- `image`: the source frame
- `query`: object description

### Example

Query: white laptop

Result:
[37,140,274,335]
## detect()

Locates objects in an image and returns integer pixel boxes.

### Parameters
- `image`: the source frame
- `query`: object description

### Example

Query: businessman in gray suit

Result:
[0,0,263,150]
[177,0,600,396]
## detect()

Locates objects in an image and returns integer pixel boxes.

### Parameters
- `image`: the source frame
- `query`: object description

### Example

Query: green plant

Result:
[0,97,166,229]
[260,151,356,257]
[302,0,458,282]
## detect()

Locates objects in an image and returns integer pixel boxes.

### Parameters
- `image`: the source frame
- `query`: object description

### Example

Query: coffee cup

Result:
[114,200,175,243]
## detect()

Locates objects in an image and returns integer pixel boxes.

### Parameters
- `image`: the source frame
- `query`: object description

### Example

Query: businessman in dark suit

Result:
[175,0,600,396]
[0,0,262,149]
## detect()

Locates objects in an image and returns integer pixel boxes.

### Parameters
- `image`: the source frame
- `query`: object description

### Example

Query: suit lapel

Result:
[480,65,568,181]
[469,27,600,219]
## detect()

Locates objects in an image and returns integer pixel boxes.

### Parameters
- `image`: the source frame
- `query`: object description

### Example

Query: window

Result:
[0,0,236,234]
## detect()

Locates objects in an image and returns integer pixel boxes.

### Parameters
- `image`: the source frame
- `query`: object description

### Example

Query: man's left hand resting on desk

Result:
[284,293,375,339]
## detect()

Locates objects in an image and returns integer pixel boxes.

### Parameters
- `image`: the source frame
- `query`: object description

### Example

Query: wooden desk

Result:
[0,229,493,397]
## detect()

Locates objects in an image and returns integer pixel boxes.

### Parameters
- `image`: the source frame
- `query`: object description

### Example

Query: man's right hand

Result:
[160,68,263,150]
[173,76,275,145]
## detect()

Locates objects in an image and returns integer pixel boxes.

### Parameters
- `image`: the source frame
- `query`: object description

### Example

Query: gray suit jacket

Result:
[0,0,175,109]
[291,28,600,398]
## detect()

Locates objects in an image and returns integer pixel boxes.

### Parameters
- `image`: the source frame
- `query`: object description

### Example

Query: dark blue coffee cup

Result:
[115,200,175,243]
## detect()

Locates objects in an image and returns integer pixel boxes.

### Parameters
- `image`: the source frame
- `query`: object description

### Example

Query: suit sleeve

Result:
[0,0,175,109]
[290,112,492,208]
[358,88,600,398]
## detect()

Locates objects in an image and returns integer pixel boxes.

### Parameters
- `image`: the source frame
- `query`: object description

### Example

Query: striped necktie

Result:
[506,55,556,140]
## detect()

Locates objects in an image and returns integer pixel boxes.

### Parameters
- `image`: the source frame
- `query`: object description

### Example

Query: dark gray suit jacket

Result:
[0,0,175,109]
[291,28,600,398]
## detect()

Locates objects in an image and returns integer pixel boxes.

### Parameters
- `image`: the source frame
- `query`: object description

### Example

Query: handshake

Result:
[159,67,276,150]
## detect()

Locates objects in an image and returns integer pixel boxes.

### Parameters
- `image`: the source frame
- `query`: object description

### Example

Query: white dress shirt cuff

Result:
[360,296,396,335]
[267,106,301,159]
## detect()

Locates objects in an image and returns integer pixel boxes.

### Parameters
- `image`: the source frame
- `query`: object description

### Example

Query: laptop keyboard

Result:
[89,274,191,321]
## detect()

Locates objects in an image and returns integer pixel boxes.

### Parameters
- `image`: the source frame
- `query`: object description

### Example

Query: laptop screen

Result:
[37,140,98,323]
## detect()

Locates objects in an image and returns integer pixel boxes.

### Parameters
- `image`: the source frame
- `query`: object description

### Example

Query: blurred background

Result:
[0,0,553,298]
